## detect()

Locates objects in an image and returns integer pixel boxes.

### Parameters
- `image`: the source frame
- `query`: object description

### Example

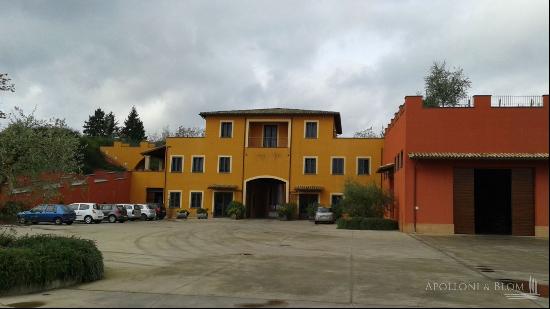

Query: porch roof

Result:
[408,152,549,160]
[376,163,395,173]
[141,145,167,158]
[293,185,324,192]
[207,184,239,191]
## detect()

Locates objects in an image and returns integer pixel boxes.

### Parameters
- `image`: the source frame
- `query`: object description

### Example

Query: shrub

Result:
[0,228,16,247]
[226,201,246,219]
[0,233,104,294]
[196,208,207,214]
[340,180,393,218]
[306,203,320,219]
[0,201,25,223]
[337,217,398,230]
[330,202,344,220]
[276,203,297,220]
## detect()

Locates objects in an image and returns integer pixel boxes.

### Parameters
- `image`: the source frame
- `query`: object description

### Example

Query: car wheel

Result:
[84,216,93,224]
[141,214,147,221]
[66,221,73,225]
[109,215,117,223]
[54,217,63,225]
[19,217,26,225]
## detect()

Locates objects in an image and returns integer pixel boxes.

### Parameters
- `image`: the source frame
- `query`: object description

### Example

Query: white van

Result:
[68,203,104,224]
[118,204,142,221]
[135,204,157,221]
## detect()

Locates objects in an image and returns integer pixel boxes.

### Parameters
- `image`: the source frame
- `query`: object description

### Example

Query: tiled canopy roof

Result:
[199,108,342,134]
[293,185,324,192]
[207,184,239,191]
[376,163,395,173]
[408,152,549,160]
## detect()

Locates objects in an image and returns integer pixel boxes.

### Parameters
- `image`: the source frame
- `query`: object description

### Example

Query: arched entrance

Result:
[244,176,288,218]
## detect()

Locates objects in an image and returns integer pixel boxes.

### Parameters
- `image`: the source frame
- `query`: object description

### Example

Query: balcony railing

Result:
[247,137,289,148]
[491,96,543,107]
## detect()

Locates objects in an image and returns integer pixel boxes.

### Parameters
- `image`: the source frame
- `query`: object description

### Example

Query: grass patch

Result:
[337,217,398,230]
[0,231,104,294]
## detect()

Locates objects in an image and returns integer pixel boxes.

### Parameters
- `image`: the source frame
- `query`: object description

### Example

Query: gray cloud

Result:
[1,0,548,136]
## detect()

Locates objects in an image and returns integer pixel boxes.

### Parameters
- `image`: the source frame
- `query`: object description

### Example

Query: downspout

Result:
[164,145,170,212]
[413,159,417,233]
[288,117,293,204]
[241,117,247,205]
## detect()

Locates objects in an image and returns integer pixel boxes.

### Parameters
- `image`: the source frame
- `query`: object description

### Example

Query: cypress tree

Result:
[120,106,146,144]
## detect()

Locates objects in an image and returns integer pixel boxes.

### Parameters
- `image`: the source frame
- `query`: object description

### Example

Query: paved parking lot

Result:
[1,219,548,308]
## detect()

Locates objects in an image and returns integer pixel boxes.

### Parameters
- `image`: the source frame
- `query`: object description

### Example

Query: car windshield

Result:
[317,208,331,213]
[61,205,73,212]
[134,205,142,210]
[93,204,100,210]
[147,205,156,209]
[69,204,78,210]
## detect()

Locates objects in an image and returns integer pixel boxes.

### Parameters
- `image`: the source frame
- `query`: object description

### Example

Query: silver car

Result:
[314,207,334,224]
[118,204,142,221]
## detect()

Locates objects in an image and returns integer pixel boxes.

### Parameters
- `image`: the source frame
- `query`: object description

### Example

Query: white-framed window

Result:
[220,120,234,138]
[218,156,232,173]
[304,120,319,139]
[330,193,344,206]
[331,156,345,175]
[191,155,205,173]
[189,191,204,209]
[170,155,183,173]
[168,191,182,208]
[356,156,371,175]
[303,156,318,175]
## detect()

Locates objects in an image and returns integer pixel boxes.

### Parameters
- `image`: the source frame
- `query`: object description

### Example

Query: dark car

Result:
[17,204,76,225]
[149,203,166,220]
[100,204,129,223]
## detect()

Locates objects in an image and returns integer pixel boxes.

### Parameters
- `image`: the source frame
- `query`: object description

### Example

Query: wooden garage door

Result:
[453,168,475,234]
[511,168,535,236]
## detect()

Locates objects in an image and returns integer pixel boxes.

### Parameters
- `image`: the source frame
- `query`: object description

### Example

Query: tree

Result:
[103,112,119,138]
[83,108,106,137]
[353,126,384,138]
[0,108,82,201]
[340,180,393,218]
[174,126,205,137]
[423,61,471,107]
[0,73,15,119]
[120,106,146,144]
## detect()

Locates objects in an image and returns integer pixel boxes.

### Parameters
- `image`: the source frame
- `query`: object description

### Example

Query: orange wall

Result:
[100,141,156,170]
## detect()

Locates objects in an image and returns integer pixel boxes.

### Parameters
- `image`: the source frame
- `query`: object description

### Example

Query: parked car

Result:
[68,203,104,224]
[100,204,128,223]
[148,203,166,220]
[136,204,156,221]
[314,207,335,224]
[119,204,142,221]
[17,204,76,225]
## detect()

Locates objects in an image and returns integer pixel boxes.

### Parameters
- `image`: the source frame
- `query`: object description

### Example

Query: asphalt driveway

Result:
[1,220,548,308]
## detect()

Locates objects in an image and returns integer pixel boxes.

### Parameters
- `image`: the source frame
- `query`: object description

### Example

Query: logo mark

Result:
[504,276,540,300]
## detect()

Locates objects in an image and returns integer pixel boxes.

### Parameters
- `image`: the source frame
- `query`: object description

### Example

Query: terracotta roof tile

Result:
[408,152,549,160]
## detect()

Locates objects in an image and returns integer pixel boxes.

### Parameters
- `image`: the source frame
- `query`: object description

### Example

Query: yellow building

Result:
[102,108,384,218]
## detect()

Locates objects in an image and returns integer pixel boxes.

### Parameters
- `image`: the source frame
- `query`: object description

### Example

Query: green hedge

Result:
[0,234,104,294]
[337,217,398,230]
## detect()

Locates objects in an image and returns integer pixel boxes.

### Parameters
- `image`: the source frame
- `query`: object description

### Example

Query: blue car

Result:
[17,204,76,225]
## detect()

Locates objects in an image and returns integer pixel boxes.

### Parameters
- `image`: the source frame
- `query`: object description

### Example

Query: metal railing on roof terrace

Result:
[423,96,473,108]
[491,96,543,107]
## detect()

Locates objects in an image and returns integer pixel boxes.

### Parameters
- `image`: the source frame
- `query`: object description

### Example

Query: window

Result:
[357,157,371,175]
[171,156,183,173]
[80,205,89,210]
[305,121,318,139]
[263,125,278,148]
[331,157,344,175]
[218,156,231,173]
[220,121,233,138]
[304,157,317,174]
[190,192,203,209]
[45,205,56,213]
[331,194,343,206]
[192,156,204,173]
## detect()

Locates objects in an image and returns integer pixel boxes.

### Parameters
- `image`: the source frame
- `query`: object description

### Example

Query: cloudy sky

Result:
[1,0,548,137]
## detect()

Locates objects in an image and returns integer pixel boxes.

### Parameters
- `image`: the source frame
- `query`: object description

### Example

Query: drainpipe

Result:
[242,117,247,206]
[164,145,170,211]
[413,160,417,233]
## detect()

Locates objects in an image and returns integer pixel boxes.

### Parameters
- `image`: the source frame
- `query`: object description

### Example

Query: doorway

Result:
[245,178,286,218]
[213,192,233,218]
[146,188,164,204]
[474,169,512,235]
[299,194,319,220]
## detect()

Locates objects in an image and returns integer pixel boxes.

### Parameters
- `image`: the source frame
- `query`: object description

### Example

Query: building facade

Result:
[102,108,383,219]
[379,95,549,237]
